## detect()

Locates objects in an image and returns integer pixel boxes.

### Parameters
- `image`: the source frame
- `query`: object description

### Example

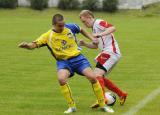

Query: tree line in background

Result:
[0,0,118,12]
[59,0,118,12]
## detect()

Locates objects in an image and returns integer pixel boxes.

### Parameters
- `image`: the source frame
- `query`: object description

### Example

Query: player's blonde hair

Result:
[79,10,94,18]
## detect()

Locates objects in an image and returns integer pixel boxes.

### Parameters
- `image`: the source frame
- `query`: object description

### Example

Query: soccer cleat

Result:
[90,100,108,109]
[119,92,128,105]
[90,100,99,109]
[64,107,76,114]
[101,106,114,113]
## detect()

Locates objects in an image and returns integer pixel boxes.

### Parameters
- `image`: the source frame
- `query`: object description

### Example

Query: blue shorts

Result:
[56,54,91,77]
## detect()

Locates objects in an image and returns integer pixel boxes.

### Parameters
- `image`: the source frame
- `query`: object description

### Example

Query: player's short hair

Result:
[52,14,64,25]
[79,10,94,18]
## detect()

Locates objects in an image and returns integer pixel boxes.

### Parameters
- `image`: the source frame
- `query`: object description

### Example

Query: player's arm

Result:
[80,28,94,41]
[93,26,116,38]
[65,24,94,40]
[79,39,98,49]
[18,42,37,50]
[97,26,115,37]
[93,21,116,38]
[18,30,50,50]
[68,24,99,44]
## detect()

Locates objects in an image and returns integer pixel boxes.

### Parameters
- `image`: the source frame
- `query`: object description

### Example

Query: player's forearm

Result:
[27,42,37,49]
[18,42,37,50]
[80,28,94,40]
[99,26,116,36]
[84,42,98,49]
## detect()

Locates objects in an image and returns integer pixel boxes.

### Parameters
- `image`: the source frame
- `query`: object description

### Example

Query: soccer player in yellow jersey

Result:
[18,14,114,113]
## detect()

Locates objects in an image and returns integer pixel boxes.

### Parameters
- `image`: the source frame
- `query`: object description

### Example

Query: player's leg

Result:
[57,69,76,113]
[82,67,105,107]
[102,77,127,105]
[94,63,107,98]
[102,59,128,105]
[94,52,113,101]
[90,67,107,108]
[82,67,114,113]
[57,60,76,113]
[74,54,114,113]
[95,52,127,105]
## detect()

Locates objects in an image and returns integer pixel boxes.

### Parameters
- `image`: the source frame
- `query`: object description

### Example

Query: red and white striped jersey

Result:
[93,19,121,55]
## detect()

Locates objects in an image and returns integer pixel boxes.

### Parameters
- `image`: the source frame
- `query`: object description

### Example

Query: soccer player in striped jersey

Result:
[79,10,128,108]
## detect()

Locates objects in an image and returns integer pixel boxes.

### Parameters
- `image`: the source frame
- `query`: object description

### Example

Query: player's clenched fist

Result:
[79,39,85,46]
[18,42,28,48]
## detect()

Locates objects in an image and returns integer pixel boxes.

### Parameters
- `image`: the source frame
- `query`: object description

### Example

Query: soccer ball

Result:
[105,92,116,106]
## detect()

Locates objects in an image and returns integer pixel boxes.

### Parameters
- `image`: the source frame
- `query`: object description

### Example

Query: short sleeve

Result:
[98,20,113,30]
[65,23,81,34]
[33,30,51,47]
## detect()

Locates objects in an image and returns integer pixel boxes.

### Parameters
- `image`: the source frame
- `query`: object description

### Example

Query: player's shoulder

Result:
[44,29,52,34]
[95,19,113,29]
[65,23,80,34]
[65,23,80,29]
[95,19,107,26]
[40,29,52,37]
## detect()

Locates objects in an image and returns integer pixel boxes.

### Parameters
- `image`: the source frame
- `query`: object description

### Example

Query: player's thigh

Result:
[81,67,97,83]
[106,62,118,74]
[103,56,118,74]
[98,52,119,73]
[57,69,71,85]
[94,67,106,77]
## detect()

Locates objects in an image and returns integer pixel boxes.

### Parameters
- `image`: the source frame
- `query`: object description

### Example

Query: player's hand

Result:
[92,33,102,38]
[18,42,29,49]
[92,38,99,44]
[79,39,86,46]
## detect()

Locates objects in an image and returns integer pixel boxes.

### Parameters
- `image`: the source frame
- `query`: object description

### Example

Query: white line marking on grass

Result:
[123,87,160,115]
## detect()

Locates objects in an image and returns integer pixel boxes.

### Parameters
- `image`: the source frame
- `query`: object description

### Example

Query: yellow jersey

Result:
[34,24,81,60]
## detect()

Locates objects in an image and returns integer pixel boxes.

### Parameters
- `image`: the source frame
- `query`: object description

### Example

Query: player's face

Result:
[80,16,92,28]
[54,21,65,33]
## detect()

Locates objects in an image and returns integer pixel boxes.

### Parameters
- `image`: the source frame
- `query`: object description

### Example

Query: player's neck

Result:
[52,28,63,33]
[91,19,96,28]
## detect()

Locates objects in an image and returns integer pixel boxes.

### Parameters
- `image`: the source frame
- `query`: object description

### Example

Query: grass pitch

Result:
[0,5,160,115]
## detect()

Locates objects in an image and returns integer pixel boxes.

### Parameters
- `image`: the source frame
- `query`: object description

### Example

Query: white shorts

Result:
[95,51,121,72]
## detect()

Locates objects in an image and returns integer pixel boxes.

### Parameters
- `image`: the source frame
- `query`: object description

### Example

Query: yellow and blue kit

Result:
[34,24,90,76]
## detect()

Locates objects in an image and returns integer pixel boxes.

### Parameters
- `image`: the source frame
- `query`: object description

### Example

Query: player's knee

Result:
[95,73,103,77]
[58,78,67,85]
[85,74,101,83]
[88,77,97,84]
[96,76,102,81]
